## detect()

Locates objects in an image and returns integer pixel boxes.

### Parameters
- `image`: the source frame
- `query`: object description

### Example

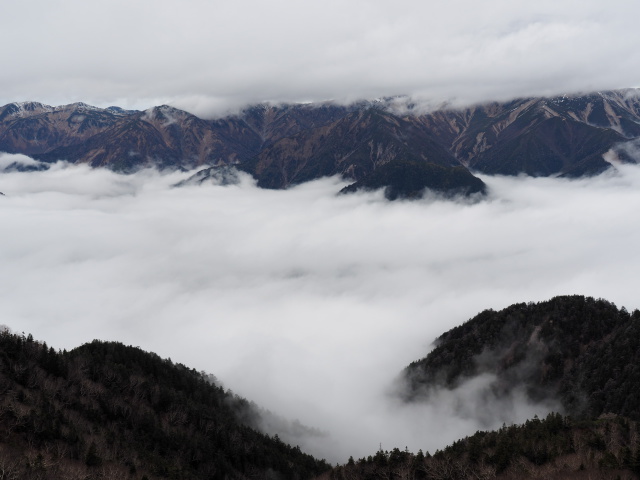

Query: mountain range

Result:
[2,89,640,198]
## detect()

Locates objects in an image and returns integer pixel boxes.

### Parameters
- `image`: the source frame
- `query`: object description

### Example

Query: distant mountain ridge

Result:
[1,90,639,194]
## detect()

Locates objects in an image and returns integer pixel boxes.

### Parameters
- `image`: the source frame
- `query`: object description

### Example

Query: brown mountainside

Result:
[1,90,639,190]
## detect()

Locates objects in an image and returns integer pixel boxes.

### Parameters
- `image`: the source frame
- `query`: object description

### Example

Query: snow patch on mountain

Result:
[3,101,54,118]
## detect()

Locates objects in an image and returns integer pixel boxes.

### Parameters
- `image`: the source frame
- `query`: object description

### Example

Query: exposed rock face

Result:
[242,107,459,189]
[0,102,353,173]
[0,102,130,155]
[1,90,639,187]
[411,90,640,176]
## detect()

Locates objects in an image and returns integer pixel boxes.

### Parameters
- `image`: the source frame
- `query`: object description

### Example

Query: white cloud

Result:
[1,1,639,115]
[2,160,640,462]
[0,153,46,171]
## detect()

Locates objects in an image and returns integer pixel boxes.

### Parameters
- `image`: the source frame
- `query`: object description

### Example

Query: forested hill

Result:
[330,413,640,480]
[402,295,640,420]
[338,160,487,200]
[5,295,640,479]
[0,330,330,480]
[328,295,640,480]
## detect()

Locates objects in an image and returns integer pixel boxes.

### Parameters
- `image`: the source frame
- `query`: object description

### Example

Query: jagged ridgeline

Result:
[0,331,330,480]
[402,295,640,420]
[2,90,640,198]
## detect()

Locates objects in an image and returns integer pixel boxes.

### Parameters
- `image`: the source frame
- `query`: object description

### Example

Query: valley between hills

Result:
[1,296,640,479]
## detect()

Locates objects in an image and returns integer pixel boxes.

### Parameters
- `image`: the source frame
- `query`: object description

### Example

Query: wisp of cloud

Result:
[2,157,640,462]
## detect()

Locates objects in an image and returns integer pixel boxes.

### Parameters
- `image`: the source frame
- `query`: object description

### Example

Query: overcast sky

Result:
[2,0,640,116]
[3,157,640,461]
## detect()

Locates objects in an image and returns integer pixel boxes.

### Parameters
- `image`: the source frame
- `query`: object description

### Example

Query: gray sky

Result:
[2,0,640,116]
[2,156,640,462]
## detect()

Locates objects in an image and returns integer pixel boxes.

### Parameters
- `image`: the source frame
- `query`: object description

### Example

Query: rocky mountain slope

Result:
[413,90,640,176]
[1,90,639,194]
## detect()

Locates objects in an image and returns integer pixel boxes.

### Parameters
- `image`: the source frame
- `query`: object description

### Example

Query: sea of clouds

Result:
[2,154,640,462]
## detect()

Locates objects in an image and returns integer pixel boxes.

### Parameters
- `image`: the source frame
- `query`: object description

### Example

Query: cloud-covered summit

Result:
[1,1,639,116]
[3,91,639,193]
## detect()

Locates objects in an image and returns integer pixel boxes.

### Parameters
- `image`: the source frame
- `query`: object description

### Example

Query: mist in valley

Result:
[2,154,640,462]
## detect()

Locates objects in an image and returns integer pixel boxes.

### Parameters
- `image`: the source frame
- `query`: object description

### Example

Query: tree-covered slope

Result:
[330,413,640,480]
[339,160,486,200]
[0,329,330,480]
[329,295,640,480]
[4,294,640,480]
[402,295,640,420]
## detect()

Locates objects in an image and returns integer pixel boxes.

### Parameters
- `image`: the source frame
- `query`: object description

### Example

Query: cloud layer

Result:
[2,158,640,461]
[2,1,639,115]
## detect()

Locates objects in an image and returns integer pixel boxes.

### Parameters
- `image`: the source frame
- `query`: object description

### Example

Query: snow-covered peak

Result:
[1,101,54,118]
[106,106,138,116]
[142,105,191,126]
[57,102,103,112]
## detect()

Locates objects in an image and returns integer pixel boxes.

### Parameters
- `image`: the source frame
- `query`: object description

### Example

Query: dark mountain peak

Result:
[243,102,461,189]
[340,160,486,200]
[403,295,640,420]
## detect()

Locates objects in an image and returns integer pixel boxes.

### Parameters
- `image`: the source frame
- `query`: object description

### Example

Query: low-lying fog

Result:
[2,154,640,463]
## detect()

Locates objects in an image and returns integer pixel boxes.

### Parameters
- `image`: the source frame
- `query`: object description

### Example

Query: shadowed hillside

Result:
[402,295,640,420]
[0,329,329,480]
[328,295,640,480]
[329,413,640,480]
